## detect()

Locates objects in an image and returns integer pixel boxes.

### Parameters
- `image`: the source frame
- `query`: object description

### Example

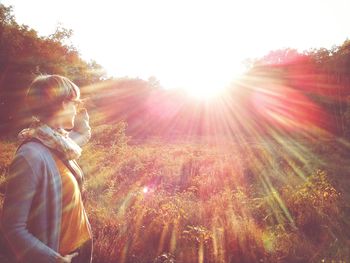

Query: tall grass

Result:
[0,124,349,262]
[80,124,349,263]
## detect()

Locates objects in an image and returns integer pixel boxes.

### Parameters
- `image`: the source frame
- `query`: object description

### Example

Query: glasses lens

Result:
[74,99,84,110]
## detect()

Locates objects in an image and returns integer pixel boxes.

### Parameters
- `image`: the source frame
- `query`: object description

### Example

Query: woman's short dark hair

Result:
[26,75,80,121]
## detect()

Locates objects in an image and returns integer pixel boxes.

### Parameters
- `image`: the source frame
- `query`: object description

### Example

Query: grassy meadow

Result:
[1,3,350,262]
[1,122,349,263]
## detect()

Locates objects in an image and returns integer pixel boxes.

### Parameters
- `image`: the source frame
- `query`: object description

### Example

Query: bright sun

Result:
[162,62,246,101]
[184,81,228,100]
[101,52,247,101]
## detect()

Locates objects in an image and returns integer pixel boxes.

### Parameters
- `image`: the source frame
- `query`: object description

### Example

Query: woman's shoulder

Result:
[15,141,53,164]
[17,140,49,154]
[8,141,58,183]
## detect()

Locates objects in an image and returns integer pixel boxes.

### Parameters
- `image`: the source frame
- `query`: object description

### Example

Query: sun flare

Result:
[184,83,227,100]
[158,62,246,101]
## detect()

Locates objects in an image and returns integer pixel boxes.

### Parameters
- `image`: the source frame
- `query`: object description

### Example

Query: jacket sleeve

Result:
[1,154,61,263]
[68,109,92,147]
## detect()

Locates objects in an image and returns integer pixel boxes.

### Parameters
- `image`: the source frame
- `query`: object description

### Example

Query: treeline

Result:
[88,46,350,140]
[1,3,350,140]
[247,47,350,136]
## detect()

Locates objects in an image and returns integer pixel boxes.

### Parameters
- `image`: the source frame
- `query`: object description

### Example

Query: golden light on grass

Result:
[1,0,350,261]
[71,59,350,262]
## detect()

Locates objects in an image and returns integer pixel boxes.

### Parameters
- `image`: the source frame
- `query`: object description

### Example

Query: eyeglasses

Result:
[69,99,84,109]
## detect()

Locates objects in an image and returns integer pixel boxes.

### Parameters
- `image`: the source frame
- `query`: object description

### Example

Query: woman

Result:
[1,75,93,263]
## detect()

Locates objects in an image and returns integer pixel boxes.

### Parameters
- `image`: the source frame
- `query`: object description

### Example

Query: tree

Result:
[0,3,106,136]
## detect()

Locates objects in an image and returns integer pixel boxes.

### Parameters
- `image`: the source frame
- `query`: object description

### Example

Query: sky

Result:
[2,0,350,92]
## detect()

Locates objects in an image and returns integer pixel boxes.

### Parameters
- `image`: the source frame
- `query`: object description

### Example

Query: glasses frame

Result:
[67,98,84,110]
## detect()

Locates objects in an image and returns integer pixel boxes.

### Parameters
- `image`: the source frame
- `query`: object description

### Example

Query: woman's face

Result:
[58,99,79,129]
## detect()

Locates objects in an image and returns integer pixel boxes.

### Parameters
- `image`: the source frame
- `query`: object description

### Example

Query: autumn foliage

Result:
[1,3,350,263]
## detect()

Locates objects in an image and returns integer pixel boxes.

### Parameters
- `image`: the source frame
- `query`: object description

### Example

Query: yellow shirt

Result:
[53,155,92,255]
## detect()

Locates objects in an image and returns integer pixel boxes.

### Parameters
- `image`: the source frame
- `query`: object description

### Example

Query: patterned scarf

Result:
[18,118,85,190]
[18,118,82,160]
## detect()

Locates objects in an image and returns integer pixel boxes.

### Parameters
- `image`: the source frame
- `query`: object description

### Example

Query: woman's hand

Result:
[69,108,92,146]
[57,252,79,263]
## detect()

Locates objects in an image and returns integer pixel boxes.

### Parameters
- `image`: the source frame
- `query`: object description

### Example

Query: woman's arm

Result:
[68,109,92,147]
[1,154,61,263]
